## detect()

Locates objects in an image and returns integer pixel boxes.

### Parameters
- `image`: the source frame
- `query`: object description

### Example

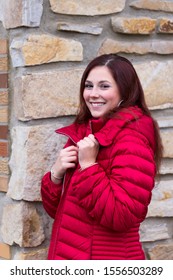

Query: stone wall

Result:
[0,0,173,260]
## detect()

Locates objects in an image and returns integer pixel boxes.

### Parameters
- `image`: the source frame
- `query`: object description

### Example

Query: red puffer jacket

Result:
[41,106,156,260]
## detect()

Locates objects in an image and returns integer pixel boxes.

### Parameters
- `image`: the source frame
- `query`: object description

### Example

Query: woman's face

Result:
[83,66,121,118]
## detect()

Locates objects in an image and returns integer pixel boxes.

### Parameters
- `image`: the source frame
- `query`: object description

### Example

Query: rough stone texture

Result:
[0,0,43,29]
[14,68,84,120]
[99,38,173,55]
[50,0,126,15]
[158,18,173,33]
[7,122,70,201]
[111,17,156,34]
[140,219,170,242]
[147,199,173,217]
[10,34,83,67]
[57,21,103,35]
[1,202,45,247]
[161,129,173,158]
[148,243,173,260]
[147,179,173,217]
[130,0,173,13]
[14,248,48,260]
[134,61,173,110]
[160,159,173,175]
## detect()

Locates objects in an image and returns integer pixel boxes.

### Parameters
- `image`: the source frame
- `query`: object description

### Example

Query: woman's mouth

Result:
[90,102,106,107]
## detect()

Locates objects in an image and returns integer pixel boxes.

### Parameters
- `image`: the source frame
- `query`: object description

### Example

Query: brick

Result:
[0,57,8,72]
[0,73,8,88]
[0,39,8,54]
[0,243,11,259]
[0,176,8,192]
[0,107,8,122]
[0,158,9,174]
[158,18,173,33]
[0,125,8,139]
[0,141,8,157]
[0,91,8,105]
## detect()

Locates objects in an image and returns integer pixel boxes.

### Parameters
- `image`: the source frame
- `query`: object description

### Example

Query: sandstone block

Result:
[14,68,84,120]
[99,38,173,55]
[57,21,103,35]
[10,34,83,67]
[50,0,126,15]
[111,17,156,34]
[130,0,173,13]
[1,202,45,247]
[161,129,173,158]
[140,219,169,242]
[158,18,173,33]
[160,159,173,175]
[134,61,173,109]
[147,198,173,217]
[14,248,48,260]
[148,243,173,260]
[0,0,43,29]
[7,121,71,201]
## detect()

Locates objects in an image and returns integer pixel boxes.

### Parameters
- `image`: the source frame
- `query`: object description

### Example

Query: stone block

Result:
[99,39,173,55]
[50,0,126,15]
[10,34,83,67]
[57,21,103,35]
[148,243,173,260]
[14,68,84,120]
[161,129,173,158]
[14,248,48,260]
[140,219,170,242]
[111,17,156,34]
[0,0,43,29]
[7,121,71,201]
[1,201,45,247]
[158,18,173,33]
[130,0,173,13]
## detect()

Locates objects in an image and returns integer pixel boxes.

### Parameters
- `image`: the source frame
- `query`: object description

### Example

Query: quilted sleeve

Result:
[41,172,63,219]
[71,132,156,232]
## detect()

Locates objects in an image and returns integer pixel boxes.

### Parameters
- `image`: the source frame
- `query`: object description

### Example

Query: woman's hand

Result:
[51,145,78,183]
[77,134,99,169]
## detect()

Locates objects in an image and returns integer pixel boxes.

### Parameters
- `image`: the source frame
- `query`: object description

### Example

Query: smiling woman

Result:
[83,66,121,119]
[41,53,163,260]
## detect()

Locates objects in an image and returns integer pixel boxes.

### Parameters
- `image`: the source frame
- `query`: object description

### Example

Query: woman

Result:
[41,54,163,260]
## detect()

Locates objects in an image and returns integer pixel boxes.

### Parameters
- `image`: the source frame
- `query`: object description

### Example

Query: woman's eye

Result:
[100,84,110,89]
[84,84,93,89]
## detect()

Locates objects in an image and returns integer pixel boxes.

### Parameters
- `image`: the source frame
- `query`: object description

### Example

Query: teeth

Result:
[90,102,105,107]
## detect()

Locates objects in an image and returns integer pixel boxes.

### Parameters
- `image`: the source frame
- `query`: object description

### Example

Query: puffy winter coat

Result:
[41,106,156,260]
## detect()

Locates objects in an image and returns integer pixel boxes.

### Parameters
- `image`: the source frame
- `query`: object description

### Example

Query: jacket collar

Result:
[56,107,143,146]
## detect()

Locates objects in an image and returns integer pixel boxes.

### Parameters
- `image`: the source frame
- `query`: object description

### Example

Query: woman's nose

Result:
[89,86,99,97]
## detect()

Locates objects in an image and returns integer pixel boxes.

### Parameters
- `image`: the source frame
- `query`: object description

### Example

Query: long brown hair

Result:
[75,54,163,174]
